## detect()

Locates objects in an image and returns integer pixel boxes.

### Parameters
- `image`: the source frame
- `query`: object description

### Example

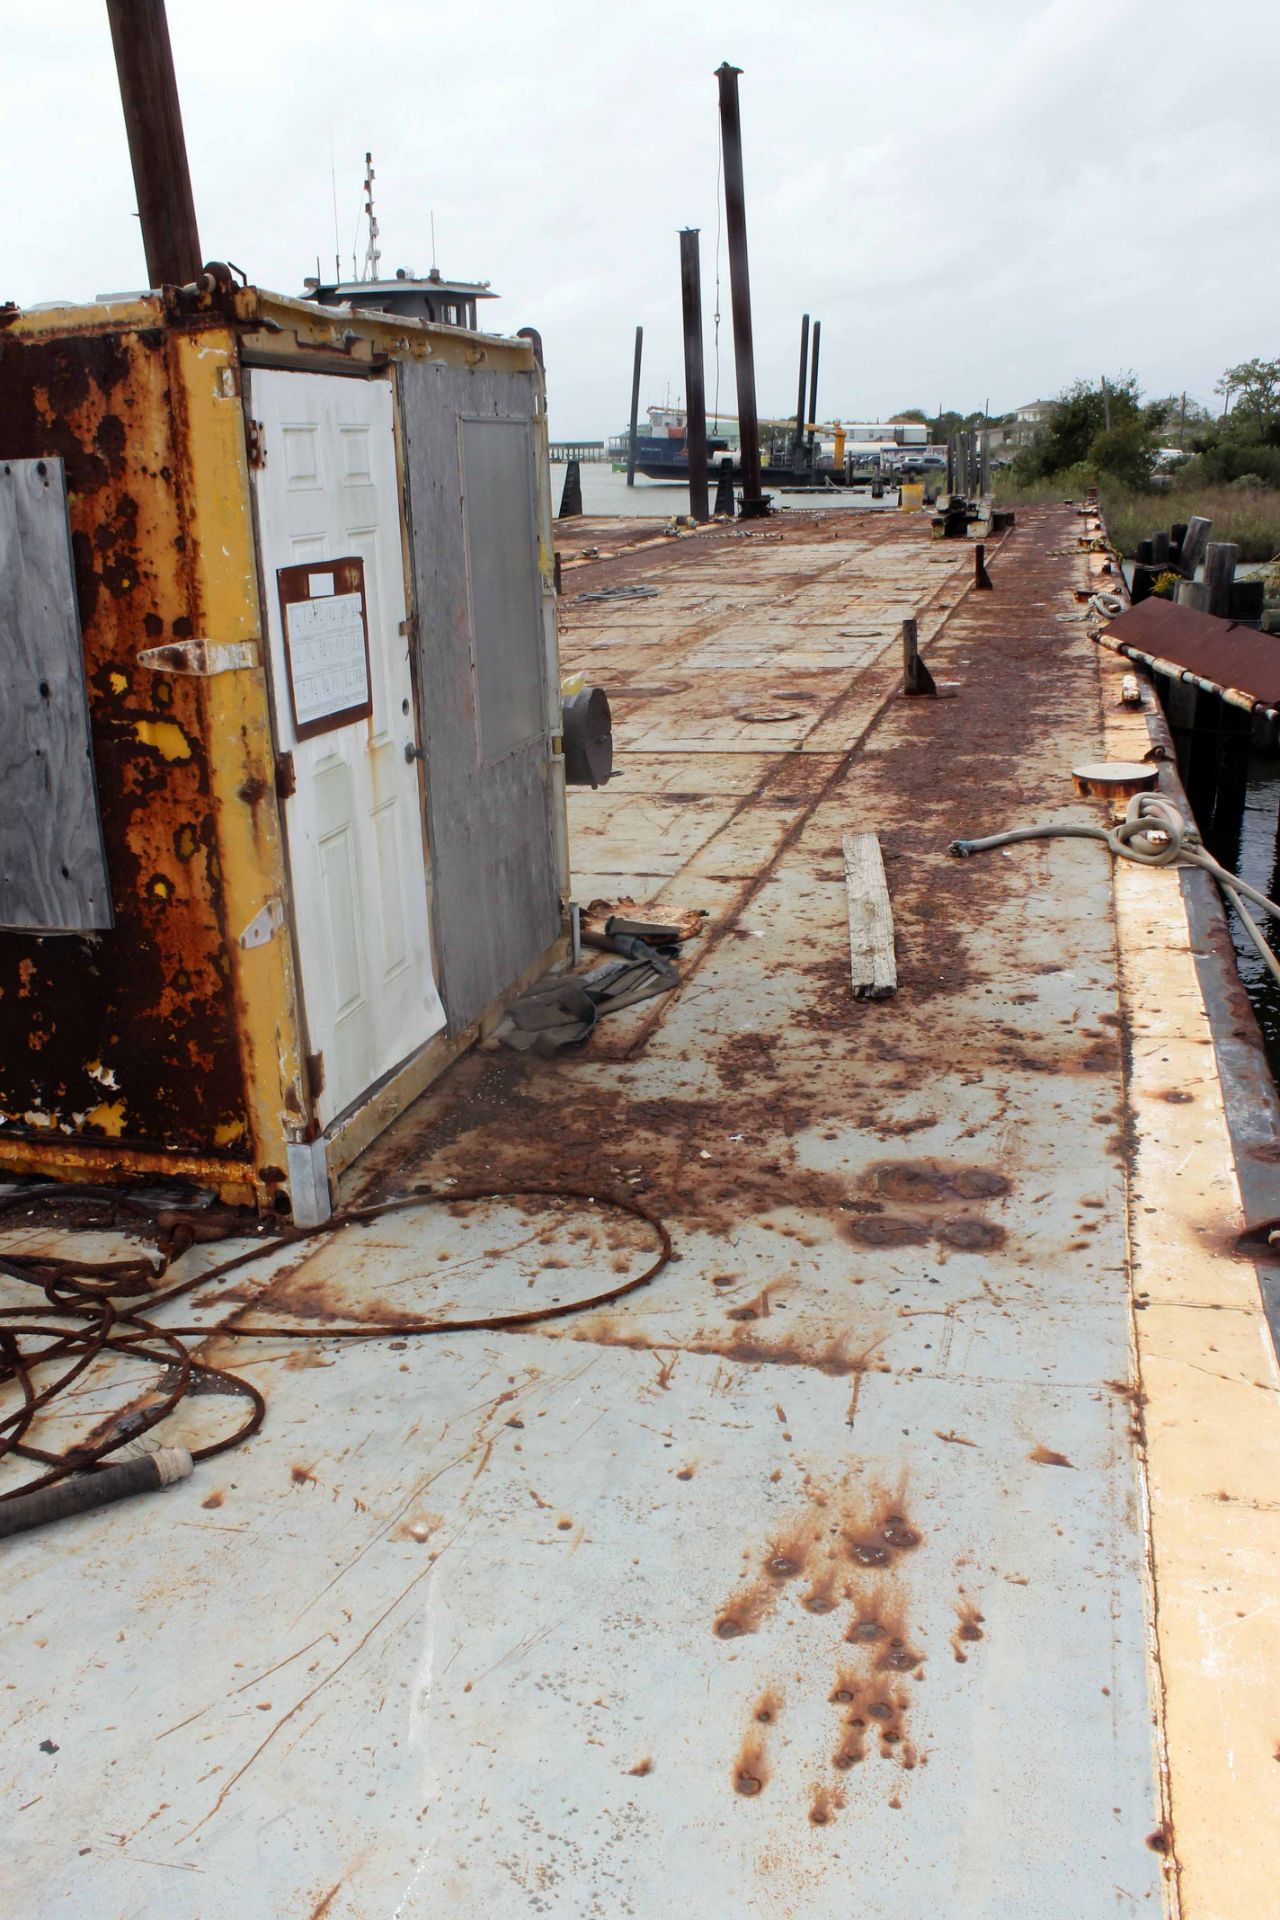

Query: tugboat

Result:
[302,152,498,331]
[610,405,737,482]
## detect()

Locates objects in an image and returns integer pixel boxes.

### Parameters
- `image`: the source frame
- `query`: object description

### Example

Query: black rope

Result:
[0,1183,672,1502]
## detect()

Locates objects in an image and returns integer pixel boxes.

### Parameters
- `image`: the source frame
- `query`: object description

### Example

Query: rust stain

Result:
[752,1687,783,1727]
[714,1514,819,1638]
[200,1490,224,1510]
[1028,1445,1075,1469]
[733,1690,783,1798]
[726,1287,774,1322]
[951,1599,986,1664]
[714,1478,921,1639]
[627,1757,653,1777]
[566,1319,889,1388]
[290,1464,319,1487]
[808,1781,845,1826]
[307,1882,343,1920]
[933,1429,978,1448]
[733,1737,768,1797]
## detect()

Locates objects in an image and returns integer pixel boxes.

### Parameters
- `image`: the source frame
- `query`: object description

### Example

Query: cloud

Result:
[5,0,1278,434]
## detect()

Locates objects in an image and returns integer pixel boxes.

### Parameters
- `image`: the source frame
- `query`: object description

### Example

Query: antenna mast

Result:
[362,151,381,282]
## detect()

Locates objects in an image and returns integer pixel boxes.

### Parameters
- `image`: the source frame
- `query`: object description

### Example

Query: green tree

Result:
[1216,358,1280,445]
[1090,423,1156,488]
[889,409,929,424]
[1015,375,1154,482]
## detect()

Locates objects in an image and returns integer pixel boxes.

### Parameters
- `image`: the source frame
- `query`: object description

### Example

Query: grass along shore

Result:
[991,471,1280,563]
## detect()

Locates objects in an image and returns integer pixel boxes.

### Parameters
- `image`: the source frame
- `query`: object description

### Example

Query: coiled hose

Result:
[951,791,1280,988]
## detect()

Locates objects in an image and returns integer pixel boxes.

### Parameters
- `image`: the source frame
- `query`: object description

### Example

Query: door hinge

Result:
[238,898,284,949]
[275,750,296,799]
[137,638,258,677]
[246,418,267,468]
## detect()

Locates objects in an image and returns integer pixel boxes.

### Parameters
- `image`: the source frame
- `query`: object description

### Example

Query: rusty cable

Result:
[0,1182,671,1504]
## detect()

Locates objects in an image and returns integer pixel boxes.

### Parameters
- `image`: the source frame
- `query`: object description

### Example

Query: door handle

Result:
[404,742,425,764]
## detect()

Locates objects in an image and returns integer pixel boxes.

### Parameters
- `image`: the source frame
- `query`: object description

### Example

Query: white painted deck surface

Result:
[6,504,1247,1918]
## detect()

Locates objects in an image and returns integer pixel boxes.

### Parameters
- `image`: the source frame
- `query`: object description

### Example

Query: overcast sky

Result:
[6,0,1279,437]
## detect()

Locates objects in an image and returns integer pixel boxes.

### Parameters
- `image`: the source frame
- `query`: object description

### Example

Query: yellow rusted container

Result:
[0,284,568,1217]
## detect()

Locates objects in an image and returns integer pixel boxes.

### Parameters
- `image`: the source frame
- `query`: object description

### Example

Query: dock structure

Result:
[548,440,607,463]
[5,507,1280,1916]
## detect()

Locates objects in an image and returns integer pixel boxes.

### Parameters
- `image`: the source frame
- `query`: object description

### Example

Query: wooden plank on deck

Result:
[842,830,896,998]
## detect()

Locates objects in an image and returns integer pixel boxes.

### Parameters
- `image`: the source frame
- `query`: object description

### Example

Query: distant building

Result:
[1013,400,1056,446]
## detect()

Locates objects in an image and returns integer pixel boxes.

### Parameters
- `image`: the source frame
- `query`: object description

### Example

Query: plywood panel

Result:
[0,458,111,930]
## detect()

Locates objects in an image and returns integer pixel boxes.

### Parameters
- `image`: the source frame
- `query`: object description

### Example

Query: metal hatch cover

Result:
[1099,595,1280,709]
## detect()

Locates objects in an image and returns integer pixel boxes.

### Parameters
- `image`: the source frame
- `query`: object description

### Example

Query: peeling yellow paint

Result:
[133,719,192,763]
[213,1119,247,1148]
[87,1100,127,1137]
[109,671,127,694]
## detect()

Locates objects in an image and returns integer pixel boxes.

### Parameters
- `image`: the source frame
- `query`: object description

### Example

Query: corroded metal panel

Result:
[0,319,251,1155]
[399,360,561,1032]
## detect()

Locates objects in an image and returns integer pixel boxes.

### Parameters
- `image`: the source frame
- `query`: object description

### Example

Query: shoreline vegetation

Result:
[966,362,1280,563]
[992,473,1280,564]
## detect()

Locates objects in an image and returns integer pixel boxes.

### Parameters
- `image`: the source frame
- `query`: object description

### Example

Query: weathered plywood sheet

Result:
[399,362,560,1032]
[0,458,111,930]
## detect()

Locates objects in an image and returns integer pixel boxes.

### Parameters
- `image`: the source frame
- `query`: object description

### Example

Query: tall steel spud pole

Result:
[715,62,767,516]
[106,0,202,287]
[679,230,710,523]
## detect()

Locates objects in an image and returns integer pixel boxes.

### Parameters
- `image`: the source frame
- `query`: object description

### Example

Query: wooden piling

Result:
[1179,516,1212,579]
[1203,542,1239,618]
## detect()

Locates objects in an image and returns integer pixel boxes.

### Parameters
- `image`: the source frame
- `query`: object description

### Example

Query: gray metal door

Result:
[399,362,560,1031]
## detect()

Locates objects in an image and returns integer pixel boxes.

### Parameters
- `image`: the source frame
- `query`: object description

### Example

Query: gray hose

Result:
[0,1446,192,1542]
[951,792,1280,988]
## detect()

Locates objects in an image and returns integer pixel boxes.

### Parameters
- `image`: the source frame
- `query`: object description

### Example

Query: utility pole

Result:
[679,230,710,523]
[715,61,766,515]
[626,326,644,489]
[105,0,202,287]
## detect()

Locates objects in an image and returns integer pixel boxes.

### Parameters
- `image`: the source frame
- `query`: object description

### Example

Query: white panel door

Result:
[250,369,444,1129]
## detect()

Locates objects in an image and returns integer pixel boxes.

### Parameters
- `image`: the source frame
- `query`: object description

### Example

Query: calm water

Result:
[549,461,898,519]
[1209,749,1280,1075]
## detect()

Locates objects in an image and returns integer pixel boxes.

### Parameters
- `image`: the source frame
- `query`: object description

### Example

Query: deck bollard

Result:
[557,459,583,519]
[974,542,993,591]
[902,616,937,697]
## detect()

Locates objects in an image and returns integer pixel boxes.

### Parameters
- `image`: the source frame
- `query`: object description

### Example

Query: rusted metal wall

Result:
[0,317,250,1158]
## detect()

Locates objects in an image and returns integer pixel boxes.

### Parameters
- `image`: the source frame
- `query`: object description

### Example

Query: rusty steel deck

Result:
[6,504,1280,1919]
